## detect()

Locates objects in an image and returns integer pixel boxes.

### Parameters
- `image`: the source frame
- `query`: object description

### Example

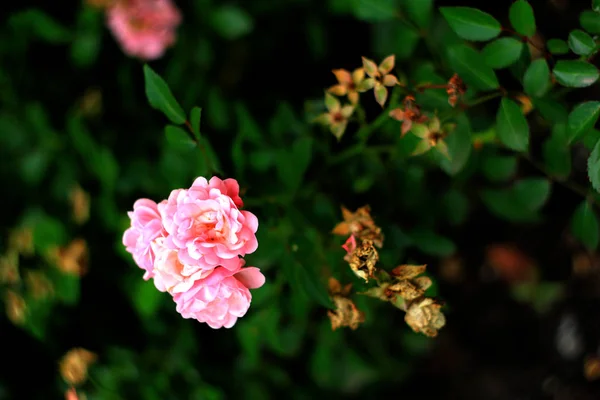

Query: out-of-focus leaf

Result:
[571,200,599,251]
[143,65,186,124]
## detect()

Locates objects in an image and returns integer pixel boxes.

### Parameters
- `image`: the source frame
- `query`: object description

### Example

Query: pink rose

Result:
[150,237,212,294]
[158,177,259,272]
[122,199,165,279]
[106,0,182,60]
[173,264,266,329]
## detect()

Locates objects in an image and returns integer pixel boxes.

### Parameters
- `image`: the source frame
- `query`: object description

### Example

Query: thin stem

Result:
[184,120,215,174]
[519,152,600,207]
[502,27,551,59]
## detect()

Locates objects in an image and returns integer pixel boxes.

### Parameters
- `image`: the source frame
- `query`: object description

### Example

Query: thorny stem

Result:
[184,120,215,175]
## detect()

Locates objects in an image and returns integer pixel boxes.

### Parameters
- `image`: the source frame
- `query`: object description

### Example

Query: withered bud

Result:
[59,348,97,386]
[447,73,466,107]
[584,356,600,381]
[48,239,88,276]
[5,290,27,325]
[333,205,384,248]
[9,227,34,256]
[328,277,352,297]
[327,295,365,331]
[405,297,446,337]
[0,251,20,284]
[69,185,90,225]
[390,264,427,280]
[25,270,54,299]
[386,276,432,302]
[346,239,379,282]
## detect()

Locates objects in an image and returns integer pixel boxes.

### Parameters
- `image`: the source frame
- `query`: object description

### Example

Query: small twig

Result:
[184,120,215,175]
[519,152,600,208]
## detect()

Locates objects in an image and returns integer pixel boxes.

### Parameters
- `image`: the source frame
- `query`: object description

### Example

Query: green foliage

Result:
[580,10,600,34]
[568,29,596,56]
[482,38,523,69]
[7,1,600,399]
[523,59,550,98]
[571,200,599,250]
[546,39,570,55]
[496,98,529,151]
[447,44,499,90]
[509,0,536,37]
[440,7,502,41]
[553,60,600,88]
[143,65,187,124]
[567,101,600,143]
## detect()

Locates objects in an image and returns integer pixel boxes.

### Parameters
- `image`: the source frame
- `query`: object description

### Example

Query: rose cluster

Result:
[123,177,265,329]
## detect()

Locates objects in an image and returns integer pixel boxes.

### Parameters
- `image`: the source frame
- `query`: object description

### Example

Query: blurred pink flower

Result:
[106,0,182,60]
[173,263,265,328]
[151,237,212,294]
[158,177,259,272]
[123,198,165,279]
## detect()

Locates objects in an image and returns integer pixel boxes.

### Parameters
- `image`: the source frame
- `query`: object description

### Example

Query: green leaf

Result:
[211,5,254,40]
[351,0,397,22]
[481,178,551,222]
[533,98,568,124]
[571,201,599,250]
[580,11,600,34]
[509,0,536,37]
[553,60,600,88]
[440,7,501,41]
[404,0,434,28]
[584,129,600,150]
[543,125,571,179]
[9,9,71,43]
[588,139,600,193]
[482,155,518,182]
[276,137,313,194]
[523,59,551,97]
[190,107,202,141]
[409,228,456,257]
[595,0,600,12]
[447,44,499,90]
[437,115,471,175]
[513,178,551,211]
[567,101,600,143]
[132,278,165,318]
[482,38,524,69]
[143,65,186,124]
[568,29,596,56]
[546,39,570,55]
[496,98,529,151]
[443,189,470,226]
[165,125,196,150]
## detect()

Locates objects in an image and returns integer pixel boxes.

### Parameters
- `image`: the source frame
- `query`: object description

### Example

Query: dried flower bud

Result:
[48,239,88,276]
[584,356,600,381]
[332,206,384,248]
[389,95,427,137]
[390,264,427,280]
[78,87,103,117]
[9,227,34,256]
[59,348,97,386]
[327,278,365,331]
[25,270,54,299]
[447,73,466,107]
[5,290,27,325]
[70,185,90,225]
[405,297,446,337]
[0,251,20,284]
[346,239,379,282]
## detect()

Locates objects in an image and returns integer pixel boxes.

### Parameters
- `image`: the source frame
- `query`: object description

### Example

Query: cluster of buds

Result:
[315,52,467,157]
[315,55,400,140]
[330,206,446,337]
[59,348,97,400]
